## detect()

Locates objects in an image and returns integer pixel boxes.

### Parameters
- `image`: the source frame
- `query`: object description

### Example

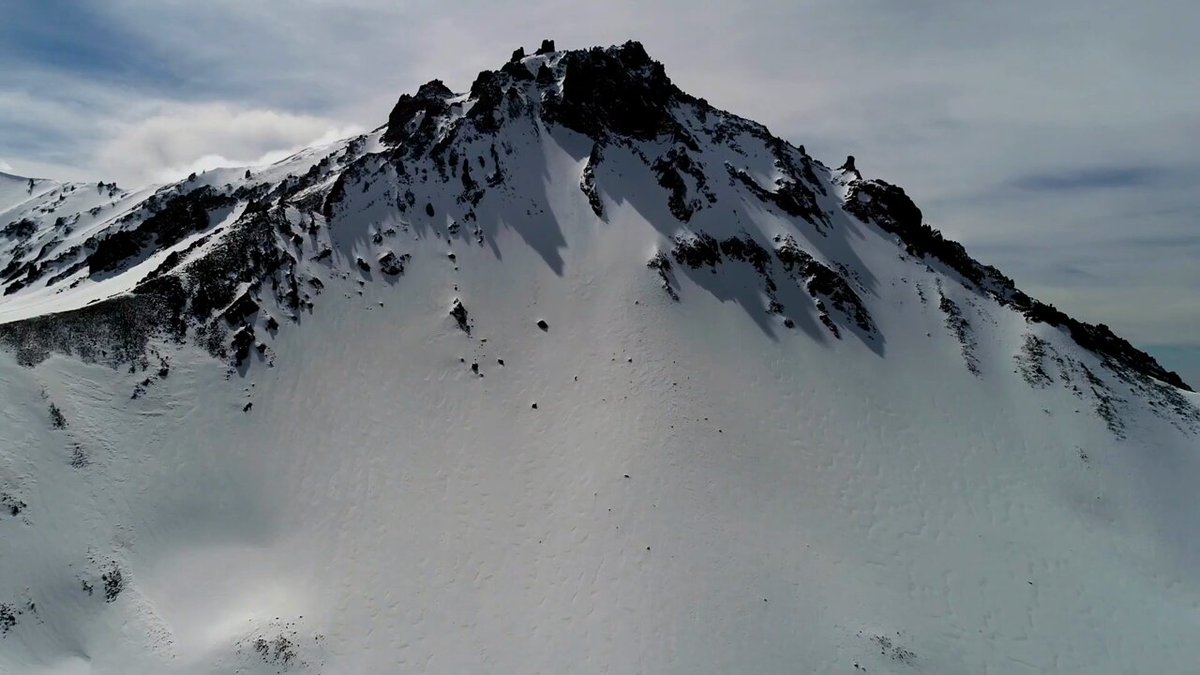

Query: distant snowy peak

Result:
[0,40,1191,413]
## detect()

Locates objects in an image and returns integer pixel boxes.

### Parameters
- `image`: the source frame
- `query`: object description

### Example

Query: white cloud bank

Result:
[94,103,362,185]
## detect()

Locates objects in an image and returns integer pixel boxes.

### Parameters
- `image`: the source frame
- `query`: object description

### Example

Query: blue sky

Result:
[1,0,1196,384]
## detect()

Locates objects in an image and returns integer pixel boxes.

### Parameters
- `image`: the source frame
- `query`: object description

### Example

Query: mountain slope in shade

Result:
[0,42,1197,674]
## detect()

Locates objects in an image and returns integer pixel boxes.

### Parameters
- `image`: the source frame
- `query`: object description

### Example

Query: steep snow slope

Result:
[0,42,1197,674]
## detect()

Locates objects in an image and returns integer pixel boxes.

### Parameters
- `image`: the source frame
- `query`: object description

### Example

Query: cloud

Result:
[1008,165,1171,192]
[92,103,362,184]
[0,159,12,173]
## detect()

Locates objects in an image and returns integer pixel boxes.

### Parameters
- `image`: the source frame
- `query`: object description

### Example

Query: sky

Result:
[1,0,1196,384]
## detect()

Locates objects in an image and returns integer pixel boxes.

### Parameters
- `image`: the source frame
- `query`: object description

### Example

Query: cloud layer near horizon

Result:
[2,0,1197,380]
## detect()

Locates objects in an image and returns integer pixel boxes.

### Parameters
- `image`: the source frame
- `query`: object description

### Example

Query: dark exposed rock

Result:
[718,236,771,279]
[322,171,348,221]
[0,275,189,366]
[836,155,861,179]
[101,563,124,602]
[939,292,980,376]
[231,325,255,366]
[670,233,721,270]
[222,291,259,325]
[1015,333,1055,388]
[544,41,685,141]
[460,157,484,205]
[846,178,1189,390]
[378,251,410,276]
[729,166,824,229]
[382,80,454,149]
[86,187,236,275]
[653,149,707,222]
[1,492,26,517]
[536,319,549,331]
[2,218,36,239]
[535,39,556,55]
[48,402,67,429]
[580,143,605,218]
[425,203,435,218]
[0,603,17,634]
[647,251,679,301]
[450,299,471,334]
[356,257,371,272]
[773,235,874,336]
[510,47,526,62]
[466,70,505,134]
[500,59,533,82]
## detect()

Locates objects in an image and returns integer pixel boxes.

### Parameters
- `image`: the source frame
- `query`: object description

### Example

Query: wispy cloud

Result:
[94,103,362,184]
[1010,165,1170,192]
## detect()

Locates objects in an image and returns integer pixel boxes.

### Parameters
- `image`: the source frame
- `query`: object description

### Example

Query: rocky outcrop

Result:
[846,178,1189,390]
[87,187,236,275]
[544,41,686,141]
[774,235,874,337]
[381,80,454,149]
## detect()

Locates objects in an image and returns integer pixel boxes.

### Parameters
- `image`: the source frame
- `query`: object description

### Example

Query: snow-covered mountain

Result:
[1,41,1197,674]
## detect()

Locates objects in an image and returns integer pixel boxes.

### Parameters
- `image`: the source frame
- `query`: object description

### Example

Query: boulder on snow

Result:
[378,251,410,276]
[231,325,256,366]
[450,299,471,334]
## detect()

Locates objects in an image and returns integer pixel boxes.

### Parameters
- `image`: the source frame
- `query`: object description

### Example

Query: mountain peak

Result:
[383,40,685,150]
[1,40,1199,673]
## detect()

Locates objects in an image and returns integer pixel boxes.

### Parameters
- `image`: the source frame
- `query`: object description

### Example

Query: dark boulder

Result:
[231,325,255,366]
[450,299,471,334]
[378,251,410,276]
